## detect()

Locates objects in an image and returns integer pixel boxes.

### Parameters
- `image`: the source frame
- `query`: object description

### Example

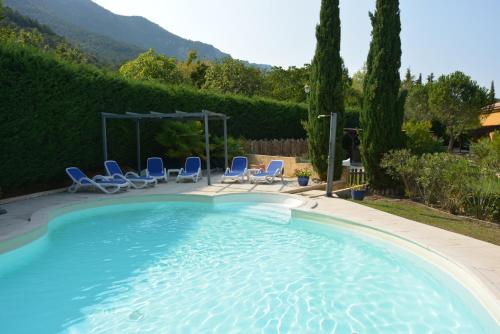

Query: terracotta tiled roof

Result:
[482,102,500,112]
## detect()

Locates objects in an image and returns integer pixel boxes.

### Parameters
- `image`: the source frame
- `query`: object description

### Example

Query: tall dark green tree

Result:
[489,81,496,104]
[416,73,422,85]
[427,73,435,84]
[360,0,404,189]
[305,0,344,180]
[402,68,414,90]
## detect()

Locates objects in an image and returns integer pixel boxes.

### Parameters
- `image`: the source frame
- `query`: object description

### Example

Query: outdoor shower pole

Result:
[135,119,141,173]
[318,113,337,197]
[101,113,108,161]
[326,113,337,197]
[204,111,211,185]
[223,117,228,169]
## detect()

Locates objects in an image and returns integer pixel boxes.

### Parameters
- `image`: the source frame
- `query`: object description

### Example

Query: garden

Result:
[0,0,498,230]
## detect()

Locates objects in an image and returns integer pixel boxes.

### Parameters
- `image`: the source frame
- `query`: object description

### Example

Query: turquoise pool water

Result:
[0,201,497,333]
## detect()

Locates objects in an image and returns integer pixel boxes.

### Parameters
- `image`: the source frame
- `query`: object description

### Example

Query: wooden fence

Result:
[244,139,308,157]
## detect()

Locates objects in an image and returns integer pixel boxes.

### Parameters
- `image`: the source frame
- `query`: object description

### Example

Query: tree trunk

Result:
[447,136,455,153]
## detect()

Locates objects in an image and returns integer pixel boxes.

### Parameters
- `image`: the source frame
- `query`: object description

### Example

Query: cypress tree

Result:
[402,68,414,90]
[427,73,434,84]
[416,73,422,85]
[489,81,496,104]
[360,0,404,189]
[306,0,344,180]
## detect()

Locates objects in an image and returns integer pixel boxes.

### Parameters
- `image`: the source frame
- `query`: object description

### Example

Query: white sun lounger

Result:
[66,167,129,194]
[105,160,157,189]
[146,157,168,182]
[221,156,248,183]
[250,160,284,184]
[176,157,202,183]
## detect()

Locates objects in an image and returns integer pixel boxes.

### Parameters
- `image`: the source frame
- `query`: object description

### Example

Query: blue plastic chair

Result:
[66,167,129,194]
[177,157,202,183]
[250,160,284,184]
[221,156,248,183]
[105,160,157,189]
[146,157,168,182]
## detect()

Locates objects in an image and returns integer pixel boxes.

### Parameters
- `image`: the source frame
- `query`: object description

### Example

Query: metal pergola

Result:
[101,110,229,185]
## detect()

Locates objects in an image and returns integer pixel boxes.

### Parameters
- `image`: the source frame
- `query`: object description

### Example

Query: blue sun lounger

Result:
[66,167,129,194]
[221,156,248,183]
[250,160,284,184]
[146,157,168,182]
[105,160,157,189]
[177,157,202,183]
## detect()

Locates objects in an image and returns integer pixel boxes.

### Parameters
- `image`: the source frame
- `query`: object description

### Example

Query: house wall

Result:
[247,154,320,179]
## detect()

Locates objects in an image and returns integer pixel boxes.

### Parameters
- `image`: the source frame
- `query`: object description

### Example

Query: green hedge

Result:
[0,44,308,195]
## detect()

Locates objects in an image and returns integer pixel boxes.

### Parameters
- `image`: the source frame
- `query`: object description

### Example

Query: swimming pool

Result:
[0,196,497,333]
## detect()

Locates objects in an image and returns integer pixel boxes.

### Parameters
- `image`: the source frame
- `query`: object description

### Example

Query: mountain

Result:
[1,5,65,48]
[4,0,232,65]
[1,6,114,66]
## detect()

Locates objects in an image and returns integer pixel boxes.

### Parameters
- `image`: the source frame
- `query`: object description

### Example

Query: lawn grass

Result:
[354,197,500,246]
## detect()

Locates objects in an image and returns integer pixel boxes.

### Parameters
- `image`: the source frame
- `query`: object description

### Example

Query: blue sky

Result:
[93,0,499,89]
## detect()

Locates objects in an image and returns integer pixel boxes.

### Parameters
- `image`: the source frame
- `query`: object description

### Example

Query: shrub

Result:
[403,120,443,155]
[470,132,500,169]
[462,176,500,222]
[382,149,500,222]
[0,43,306,195]
[156,121,205,159]
[156,121,244,167]
[418,153,471,213]
[381,149,422,199]
[211,136,245,160]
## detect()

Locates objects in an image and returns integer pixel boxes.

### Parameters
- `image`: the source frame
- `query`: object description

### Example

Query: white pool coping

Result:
[0,190,499,326]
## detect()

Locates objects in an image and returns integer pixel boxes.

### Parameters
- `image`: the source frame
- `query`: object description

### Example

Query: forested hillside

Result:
[4,0,229,65]
[0,4,101,64]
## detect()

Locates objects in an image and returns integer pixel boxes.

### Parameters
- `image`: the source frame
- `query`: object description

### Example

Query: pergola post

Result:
[204,111,211,185]
[135,119,141,173]
[101,113,108,161]
[223,117,228,169]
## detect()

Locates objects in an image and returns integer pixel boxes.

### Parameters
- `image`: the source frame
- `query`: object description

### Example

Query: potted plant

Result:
[351,184,367,201]
[294,168,312,186]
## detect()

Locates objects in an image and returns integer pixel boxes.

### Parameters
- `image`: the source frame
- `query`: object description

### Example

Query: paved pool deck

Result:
[1,175,499,317]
